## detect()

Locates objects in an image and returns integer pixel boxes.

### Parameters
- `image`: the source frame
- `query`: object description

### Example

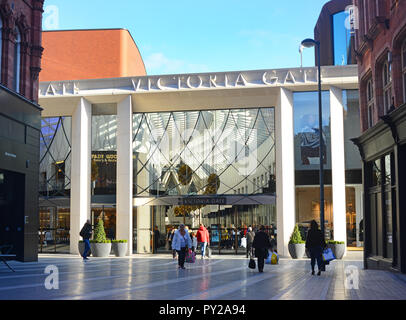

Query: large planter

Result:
[90,242,112,257]
[112,242,128,257]
[328,243,345,260]
[288,243,305,259]
[78,242,91,257]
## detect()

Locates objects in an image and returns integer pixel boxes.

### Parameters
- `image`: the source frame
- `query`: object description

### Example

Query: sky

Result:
[42,0,331,76]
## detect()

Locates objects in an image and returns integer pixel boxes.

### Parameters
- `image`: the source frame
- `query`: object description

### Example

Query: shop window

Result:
[382,61,392,114]
[371,159,382,186]
[367,79,374,128]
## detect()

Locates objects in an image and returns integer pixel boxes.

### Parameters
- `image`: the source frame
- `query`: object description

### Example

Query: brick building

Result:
[352,0,406,273]
[40,29,146,82]
[0,0,44,262]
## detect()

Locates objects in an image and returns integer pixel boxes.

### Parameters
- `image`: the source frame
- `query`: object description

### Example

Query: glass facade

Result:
[333,11,354,66]
[294,90,362,246]
[132,108,276,253]
[39,117,72,197]
[91,114,117,195]
[294,91,331,171]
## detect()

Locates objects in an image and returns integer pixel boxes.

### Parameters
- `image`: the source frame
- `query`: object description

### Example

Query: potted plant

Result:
[327,240,345,260]
[90,219,111,257]
[78,240,91,257]
[288,224,305,259]
[112,240,128,257]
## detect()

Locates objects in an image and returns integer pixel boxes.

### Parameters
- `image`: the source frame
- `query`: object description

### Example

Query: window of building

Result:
[382,61,392,114]
[332,11,354,65]
[402,39,406,104]
[367,79,374,128]
[14,28,21,93]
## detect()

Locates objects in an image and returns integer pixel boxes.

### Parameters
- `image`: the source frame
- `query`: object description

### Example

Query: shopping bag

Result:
[205,246,212,258]
[248,258,256,269]
[265,250,273,264]
[185,250,196,263]
[271,252,279,265]
[322,248,336,262]
[240,237,247,248]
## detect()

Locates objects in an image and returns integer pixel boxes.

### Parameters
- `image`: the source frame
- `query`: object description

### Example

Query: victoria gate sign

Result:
[40,67,342,96]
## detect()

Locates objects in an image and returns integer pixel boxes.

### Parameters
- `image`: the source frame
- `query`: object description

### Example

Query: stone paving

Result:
[0,252,406,300]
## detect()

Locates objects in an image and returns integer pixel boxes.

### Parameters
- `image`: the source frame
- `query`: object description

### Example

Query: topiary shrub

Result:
[289,224,305,244]
[93,219,107,243]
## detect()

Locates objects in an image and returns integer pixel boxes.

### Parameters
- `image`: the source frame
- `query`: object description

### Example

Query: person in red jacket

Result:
[196,223,210,259]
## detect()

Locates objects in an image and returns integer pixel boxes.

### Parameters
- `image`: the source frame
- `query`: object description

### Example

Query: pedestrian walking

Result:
[191,232,197,252]
[305,220,327,276]
[246,227,255,258]
[252,225,271,273]
[79,219,92,261]
[153,226,160,253]
[196,223,210,258]
[171,224,192,269]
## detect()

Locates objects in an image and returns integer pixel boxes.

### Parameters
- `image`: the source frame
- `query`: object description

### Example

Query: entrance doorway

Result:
[152,203,276,255]
[38,207,70,253]
[91,206,116,240]
[0,170,25,257]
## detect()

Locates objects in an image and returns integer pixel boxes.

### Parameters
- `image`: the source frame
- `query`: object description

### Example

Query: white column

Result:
[330,87,347,249]
[116,95,133,255]
[70,98,91,254]
[275,88,296,257]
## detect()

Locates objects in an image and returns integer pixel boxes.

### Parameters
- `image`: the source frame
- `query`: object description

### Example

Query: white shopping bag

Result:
[240,237,247,248]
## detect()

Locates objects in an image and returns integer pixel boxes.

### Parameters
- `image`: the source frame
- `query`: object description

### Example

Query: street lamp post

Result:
[300,38,325,236]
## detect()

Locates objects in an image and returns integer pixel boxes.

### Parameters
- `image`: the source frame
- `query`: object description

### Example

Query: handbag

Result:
[322,248,336,262]
[205,246,212,258]
[185,249,196,263]
[248,258,256,269]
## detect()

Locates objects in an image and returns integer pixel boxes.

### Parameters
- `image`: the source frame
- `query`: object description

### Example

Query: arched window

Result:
[13,27,21,93]
[367,79,374,128]
[382,60,392,114]
[402,39,406,104]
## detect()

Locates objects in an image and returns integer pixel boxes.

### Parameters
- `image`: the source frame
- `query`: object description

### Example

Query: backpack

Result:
[80,224,87,237]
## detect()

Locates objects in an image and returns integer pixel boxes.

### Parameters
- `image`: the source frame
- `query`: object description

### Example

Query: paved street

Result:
[1,252,406,300]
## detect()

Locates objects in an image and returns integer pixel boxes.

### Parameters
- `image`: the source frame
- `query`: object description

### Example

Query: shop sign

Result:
[179,197,226,206]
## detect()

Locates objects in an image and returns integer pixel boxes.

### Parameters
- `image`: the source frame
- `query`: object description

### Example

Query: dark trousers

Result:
[177,247,187,267]
[83,239,90,258]
[309,246,323,271]
[256,248,268,272]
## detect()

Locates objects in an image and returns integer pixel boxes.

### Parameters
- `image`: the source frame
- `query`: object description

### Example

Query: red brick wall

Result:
[354,0,406,132]
[0,0,44,103]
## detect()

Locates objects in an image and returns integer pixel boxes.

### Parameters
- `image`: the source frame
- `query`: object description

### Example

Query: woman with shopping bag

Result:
[172,224,192,270]
[305,220,327,276]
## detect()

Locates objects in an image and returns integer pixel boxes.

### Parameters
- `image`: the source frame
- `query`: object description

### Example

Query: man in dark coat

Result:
[80,219,93,261]
[305,220,326,275]
[252,225,271,273]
